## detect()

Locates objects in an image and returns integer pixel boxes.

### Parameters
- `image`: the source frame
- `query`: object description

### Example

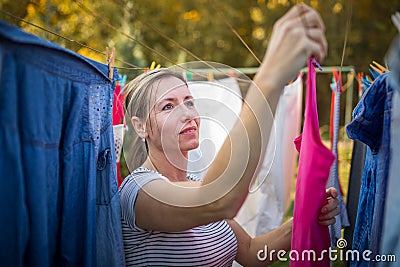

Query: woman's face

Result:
[146,76,200,156]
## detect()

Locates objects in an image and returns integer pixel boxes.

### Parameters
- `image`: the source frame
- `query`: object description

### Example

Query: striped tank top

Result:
[119,168,238,266]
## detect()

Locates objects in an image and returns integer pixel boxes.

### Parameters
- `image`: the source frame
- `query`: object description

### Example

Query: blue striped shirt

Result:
[119,168,238,266]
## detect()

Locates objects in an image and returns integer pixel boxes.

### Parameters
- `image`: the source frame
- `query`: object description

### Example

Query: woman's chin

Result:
[181,140,199,152]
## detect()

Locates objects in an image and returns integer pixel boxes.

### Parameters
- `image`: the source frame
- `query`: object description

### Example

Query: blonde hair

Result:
[123,68,187,170]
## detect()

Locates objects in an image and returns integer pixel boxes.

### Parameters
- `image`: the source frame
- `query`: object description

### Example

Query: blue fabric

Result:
[0,21,125,267]
[346,73,393,267]
[327,88,350,248]
[378,89,400,267]
[387,34,400,94]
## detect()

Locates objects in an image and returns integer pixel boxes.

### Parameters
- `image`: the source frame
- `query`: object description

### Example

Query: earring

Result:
[141,137,145,143]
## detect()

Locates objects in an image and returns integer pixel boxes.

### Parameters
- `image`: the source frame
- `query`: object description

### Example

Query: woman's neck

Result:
[143,150,188,182]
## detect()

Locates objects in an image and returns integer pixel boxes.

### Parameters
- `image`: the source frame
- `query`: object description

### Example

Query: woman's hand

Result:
[318,187,340,226]
[256,3,328,92]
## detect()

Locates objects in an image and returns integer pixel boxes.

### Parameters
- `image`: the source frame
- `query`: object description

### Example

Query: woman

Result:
[120,3,339,266]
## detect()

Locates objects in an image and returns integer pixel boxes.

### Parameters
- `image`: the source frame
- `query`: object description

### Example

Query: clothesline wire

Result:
[0,6,250,83]
[208,0,262,65]
[339,0,353,87]
[74,0,236,81]
[73,0,179,68]
[0,10,146,71]
[1,2,355,84]
[119,0,247,81]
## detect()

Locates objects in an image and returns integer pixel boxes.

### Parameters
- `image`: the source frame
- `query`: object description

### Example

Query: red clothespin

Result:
[357,72,364,96]
[106,47,116,79]
[332,68,342,93]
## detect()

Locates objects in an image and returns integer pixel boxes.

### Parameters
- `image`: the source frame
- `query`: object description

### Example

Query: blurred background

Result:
[1,1,399,266]
[1,0,399,125]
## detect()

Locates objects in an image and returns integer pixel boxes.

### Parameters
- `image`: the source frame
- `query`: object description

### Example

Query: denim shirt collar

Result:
[346,72,392,152]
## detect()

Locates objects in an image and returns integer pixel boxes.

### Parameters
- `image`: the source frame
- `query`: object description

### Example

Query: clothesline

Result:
[188,65,355,75]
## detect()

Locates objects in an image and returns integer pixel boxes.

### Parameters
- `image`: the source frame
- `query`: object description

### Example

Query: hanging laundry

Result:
[378,88,400,267]
[327,71,350,248]
[387,34,400,93]
[378,33,400,267]
[346,72,393,267]
[0,21,124,267]
[234,74,303,237]
[343,83,367,253]
[112,83,126,187]
[187,76,242,179]
[291,59,334,267]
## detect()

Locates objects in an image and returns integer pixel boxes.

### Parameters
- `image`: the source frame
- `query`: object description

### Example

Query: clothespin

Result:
[369,67,380,79]
[207,72,214,82]
[187,72,193,81]
[369,60,387,76]
[106,47,116,79]
[360,75,372,92]
[149,61,161,70]
[312,57,323,71]
[332,68,342,93]
[119,74,127,93]
[371,61,388,73]
[182,71,193,82]
[357,72,364,97]
[369,64,383,76]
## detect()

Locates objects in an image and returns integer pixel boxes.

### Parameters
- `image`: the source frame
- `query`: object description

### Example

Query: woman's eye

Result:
[162,103,174,111]
[185,100,194,107]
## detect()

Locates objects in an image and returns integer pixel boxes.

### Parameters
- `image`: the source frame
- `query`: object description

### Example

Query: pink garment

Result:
[290,59,334,266]
[112,84,124,185]
[112,84,124,125]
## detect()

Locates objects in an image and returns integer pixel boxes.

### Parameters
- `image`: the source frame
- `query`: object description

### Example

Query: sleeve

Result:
[119,171,168,230]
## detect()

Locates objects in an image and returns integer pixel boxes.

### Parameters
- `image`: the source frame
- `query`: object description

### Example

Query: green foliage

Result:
[1,0,400,123]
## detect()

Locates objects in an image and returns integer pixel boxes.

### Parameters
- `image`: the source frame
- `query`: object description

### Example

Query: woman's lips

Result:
[179,126,197,135]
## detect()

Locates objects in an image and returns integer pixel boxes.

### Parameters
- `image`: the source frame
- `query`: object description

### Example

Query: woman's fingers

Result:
[305,28,328,60]
[318,187,340,226]
[318,217,337,226]
[296,4,326,31]
[326,187,339,199]
[319,207,340,221]
[257,3,328,91]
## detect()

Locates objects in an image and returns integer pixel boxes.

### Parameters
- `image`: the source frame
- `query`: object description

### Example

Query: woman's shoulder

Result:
[119,167,168,191]
[186,172,202,182]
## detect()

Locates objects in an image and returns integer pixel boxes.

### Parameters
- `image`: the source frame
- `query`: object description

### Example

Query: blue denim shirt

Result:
[0,21,125,267]
[346,73,393,267]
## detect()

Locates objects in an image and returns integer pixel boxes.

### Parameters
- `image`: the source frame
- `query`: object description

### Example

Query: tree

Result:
[2,0,400,124]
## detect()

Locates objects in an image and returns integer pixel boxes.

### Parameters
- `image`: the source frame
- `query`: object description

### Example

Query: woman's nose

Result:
[179,103,198,121]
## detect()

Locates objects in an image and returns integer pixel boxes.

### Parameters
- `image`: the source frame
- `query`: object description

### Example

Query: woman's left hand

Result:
[318,187,340,226]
